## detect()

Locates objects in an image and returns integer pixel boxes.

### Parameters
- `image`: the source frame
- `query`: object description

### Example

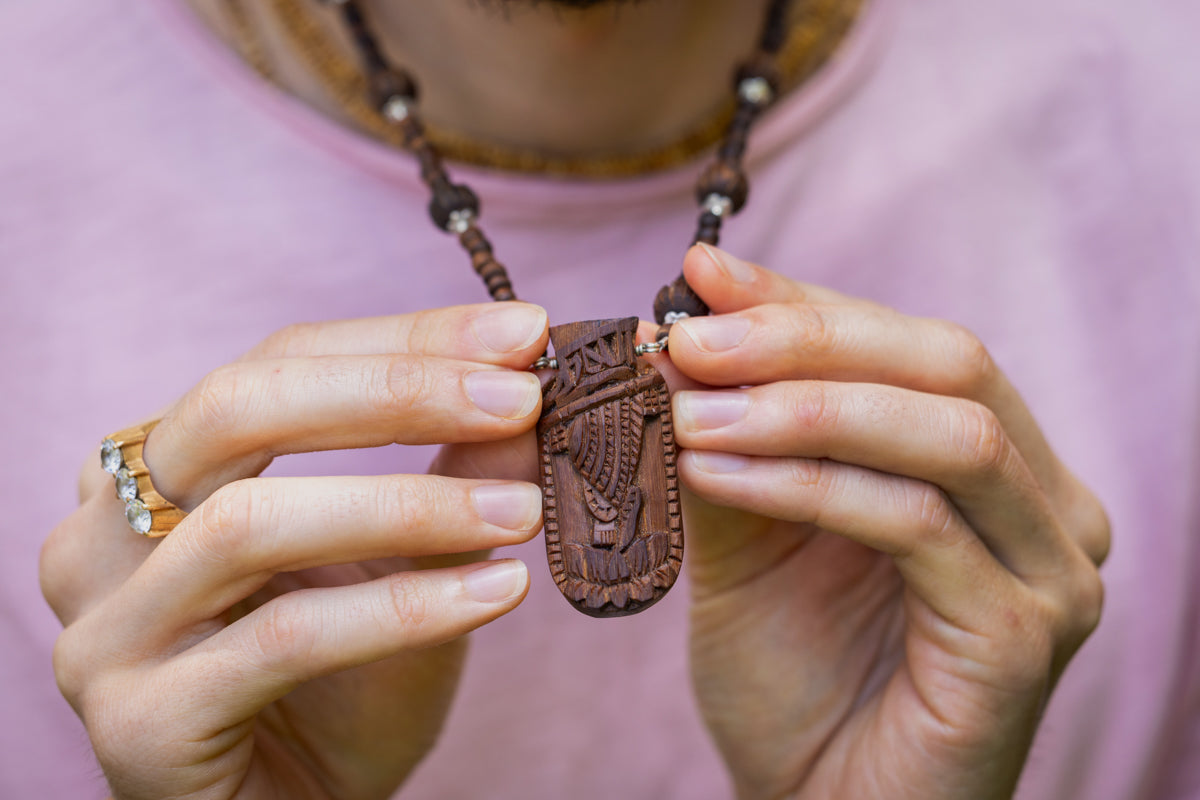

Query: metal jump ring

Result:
[529,339,669,372]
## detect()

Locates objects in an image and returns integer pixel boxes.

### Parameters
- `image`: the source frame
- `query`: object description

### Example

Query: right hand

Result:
[40,302,550,800]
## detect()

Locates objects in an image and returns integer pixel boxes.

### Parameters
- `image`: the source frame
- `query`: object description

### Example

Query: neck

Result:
[189,0,777,157]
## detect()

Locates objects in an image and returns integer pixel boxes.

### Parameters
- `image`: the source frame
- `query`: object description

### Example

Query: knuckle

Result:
[785,458,825,490]
[39,520,75,614]
[384,354,440,416]
[185,363,253,440]
[254,322,320,359]
[1073,567,1106,640]
[1073,492,1113,567]
[783,303,839,361]
[1057,559,1106,645]
[51,625,90,707]
[399,309,438,354]
[884,480,959,562]
[376,476,437,534]
[938,321,997,397]
[190,479,259,564]
[253,598,318,669]
[387,575,434,633]
[1087,507,1113,567]
[788,382,836,433]
[907,482,960,552]
[955,401,1013,480]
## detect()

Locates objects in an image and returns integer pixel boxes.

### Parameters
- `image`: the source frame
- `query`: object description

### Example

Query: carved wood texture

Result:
[538,318,684,617]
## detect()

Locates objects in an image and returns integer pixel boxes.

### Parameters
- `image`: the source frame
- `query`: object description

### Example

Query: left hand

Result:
[667,245,1109,800]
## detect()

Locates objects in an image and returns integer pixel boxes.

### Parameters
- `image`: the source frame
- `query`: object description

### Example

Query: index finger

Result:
[242,302,548,363]
[680,244,863,312]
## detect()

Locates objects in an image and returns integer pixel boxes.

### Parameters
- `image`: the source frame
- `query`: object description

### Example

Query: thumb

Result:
[430,433,540,483]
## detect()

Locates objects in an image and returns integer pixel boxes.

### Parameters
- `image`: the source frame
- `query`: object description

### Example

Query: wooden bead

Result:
[407,135,446,185]
[472,253,515,301]
[695,162,749,213]
[368,67,419,110]
[428,182,480,231]
[340,4,387,73]
[759,0,792,53]
[400,118,428,150]
[693,210,724,246]
[459,226,492,257]
[417,150,445,186]
[717,105,759,163]
[654,276,709,325]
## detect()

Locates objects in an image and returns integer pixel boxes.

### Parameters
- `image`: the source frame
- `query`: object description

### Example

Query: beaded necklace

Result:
[228,0,861,176]
[313,0,795,618]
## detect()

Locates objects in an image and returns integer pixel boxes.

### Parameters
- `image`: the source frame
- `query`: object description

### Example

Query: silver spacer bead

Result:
[636,340,669,356]
[382,96,411,123]
[738,76,774,107]
[702,193,733,218]
[662,311,691,325]
[531,356,558,371]
[446,208,476,234]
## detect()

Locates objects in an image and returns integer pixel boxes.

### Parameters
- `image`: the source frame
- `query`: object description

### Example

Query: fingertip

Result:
[469,302,549,359]
[471,481,543,534]
[685,243,760,288]
[682,449,752,475]
[670,314,751,356]
[461,559,529,605]
[463,370,543,421]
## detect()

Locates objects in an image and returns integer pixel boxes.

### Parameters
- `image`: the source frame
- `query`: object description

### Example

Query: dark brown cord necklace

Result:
[320,0,794,617]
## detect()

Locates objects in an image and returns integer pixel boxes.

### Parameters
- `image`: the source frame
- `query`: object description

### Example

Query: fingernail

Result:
[689,451,751,474]
[464,371,540,419]
[677,391,750,431]
[698,243,757,284]
[472,483,542,530]
[678,315,751,352]
[463,560,527,604]
[471,304,546,353]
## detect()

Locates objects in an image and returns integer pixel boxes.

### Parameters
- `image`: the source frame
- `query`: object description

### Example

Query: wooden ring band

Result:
[100,420,187,538]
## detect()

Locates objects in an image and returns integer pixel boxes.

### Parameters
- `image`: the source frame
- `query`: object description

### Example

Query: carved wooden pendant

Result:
[537,318,684,618]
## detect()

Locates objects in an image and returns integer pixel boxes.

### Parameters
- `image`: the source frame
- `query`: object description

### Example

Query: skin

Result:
[186,0,775,155]
[669,246,1107,799]
[41,2,1109,798]
[43,303,553,799]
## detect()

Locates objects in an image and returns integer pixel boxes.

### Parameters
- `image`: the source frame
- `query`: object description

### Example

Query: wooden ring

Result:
[100,420,187,538]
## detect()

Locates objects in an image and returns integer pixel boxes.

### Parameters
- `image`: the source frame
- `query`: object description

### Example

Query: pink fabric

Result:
[2,0,1198,797]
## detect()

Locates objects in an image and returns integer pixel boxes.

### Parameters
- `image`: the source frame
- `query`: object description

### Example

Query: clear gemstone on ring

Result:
[115,468,139,502]
[101,439,123,474]
[125,499,152,535]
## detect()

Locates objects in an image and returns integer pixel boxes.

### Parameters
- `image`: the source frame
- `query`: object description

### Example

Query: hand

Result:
[667,246,1109,800]
[40,303,550,800]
